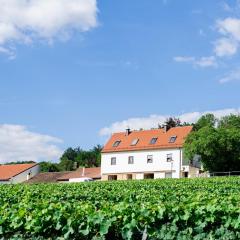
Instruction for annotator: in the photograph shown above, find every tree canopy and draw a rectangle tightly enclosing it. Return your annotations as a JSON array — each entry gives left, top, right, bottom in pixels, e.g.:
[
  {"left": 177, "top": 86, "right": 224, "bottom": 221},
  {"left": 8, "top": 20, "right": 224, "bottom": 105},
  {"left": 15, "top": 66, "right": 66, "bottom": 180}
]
[
  {"left": 39, "top": 145, "right": 102, "bottom": 172},
  {"left": 158, "top": 117, "right": 192, "bottom": 129},
  {"left": 184, "top": 114, "right": 240, "bottom": 172}
]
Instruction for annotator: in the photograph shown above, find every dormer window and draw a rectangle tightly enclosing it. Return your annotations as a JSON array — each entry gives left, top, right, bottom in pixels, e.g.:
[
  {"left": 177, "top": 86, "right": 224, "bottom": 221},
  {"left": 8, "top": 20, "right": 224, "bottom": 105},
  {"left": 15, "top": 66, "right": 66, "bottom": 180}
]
[
  {"left": 169, "top": 136, "right": 177, "bottom": 143},
  {"left": 131, "top": 139, "right": 139, "bottom": 146},
  {"left": 150, "top": 137, "right": 158, "bottom": 145},
  {"left": 113, "top": 140, "right": 121, "bottom": 147}
]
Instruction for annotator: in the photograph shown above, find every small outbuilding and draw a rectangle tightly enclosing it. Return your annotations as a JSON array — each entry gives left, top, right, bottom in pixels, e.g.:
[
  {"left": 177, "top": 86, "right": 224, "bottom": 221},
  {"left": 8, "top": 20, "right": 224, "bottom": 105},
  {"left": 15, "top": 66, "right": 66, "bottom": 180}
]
[
  {"left": 0, "top": 163, "right": 40, "bottom": 184},
  {"left": 57, "top": 167, "right": 101, "bottom": 182}
]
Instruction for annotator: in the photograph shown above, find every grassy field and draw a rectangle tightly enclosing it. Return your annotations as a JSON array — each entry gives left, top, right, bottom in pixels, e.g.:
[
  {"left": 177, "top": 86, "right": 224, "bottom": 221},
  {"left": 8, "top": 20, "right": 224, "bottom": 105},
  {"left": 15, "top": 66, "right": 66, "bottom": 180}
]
[{"left": 0, "top": 177, "right": 240, "bottom": 239}]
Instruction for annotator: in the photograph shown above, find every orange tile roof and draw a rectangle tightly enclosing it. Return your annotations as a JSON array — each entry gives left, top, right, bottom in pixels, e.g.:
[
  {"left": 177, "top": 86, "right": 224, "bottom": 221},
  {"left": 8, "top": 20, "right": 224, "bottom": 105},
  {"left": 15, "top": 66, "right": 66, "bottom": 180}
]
[
  {"left": 58, "top": 167, "right": 101, "bottom": 181},
  {"left": 102, "top": 126, "right": 193, "bottom": 153},
  {"left": 0, "top": 163, "right": 38, "bottom": 181}
]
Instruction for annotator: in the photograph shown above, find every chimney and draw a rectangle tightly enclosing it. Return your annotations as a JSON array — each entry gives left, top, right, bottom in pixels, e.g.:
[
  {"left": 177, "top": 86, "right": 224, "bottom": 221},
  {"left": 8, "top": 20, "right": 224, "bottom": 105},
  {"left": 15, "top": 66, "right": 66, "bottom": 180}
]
[
  {"left": 163, "top": 124, "right": 168, "bottom": 133},
  {"left": 82, "top": 167, "right": 85, "bottom": 177},
  {"left": 126, "top": 128, "right": 131, "bottom": 136}
]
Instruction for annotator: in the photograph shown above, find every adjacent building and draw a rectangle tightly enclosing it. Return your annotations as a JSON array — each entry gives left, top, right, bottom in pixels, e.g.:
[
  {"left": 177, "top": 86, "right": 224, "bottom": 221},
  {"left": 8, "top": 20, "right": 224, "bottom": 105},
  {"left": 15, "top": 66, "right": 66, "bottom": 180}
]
[
  {"left": 0, "top": 163, "right": 40, "bottom": 184},
  {"left": 57, "top": 167, "right": 101, "bottom": 182},
  {"left": 27, "top": 167, "right": 101, "bottom": 183},
  {"left": 26, "top": 171, "right": 71, "bottom": 184},
  {"left": 101, "top": 126, "right": 200, "bottom": 180}
]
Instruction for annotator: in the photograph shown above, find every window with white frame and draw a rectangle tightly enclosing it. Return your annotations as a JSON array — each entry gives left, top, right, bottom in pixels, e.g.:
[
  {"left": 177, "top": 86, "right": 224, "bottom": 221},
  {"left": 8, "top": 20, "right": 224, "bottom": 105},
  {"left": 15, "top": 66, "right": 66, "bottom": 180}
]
[
  {"left": 131, "top": 138, "right": 139, "bottom": 146},
  {"left": 169, "top": 136, "right": 177, "bottom": 143},
  {"left": 150, "top": 137, "right": 158, "bottom": 144},
  {"left": 112, "top": 140, "right": 121, "bottom": 147},
  {"left": 111, "top": 157, "right": 116, "bottom": 165},
  {"left": 147, "top": 155, "right": 153, "bottom": 163},
  {"left": 166, "top": 153, "right": 173, "bottom": 162},
  {"left": 128, "top": 156, "right": 134, "bottom": 164}
]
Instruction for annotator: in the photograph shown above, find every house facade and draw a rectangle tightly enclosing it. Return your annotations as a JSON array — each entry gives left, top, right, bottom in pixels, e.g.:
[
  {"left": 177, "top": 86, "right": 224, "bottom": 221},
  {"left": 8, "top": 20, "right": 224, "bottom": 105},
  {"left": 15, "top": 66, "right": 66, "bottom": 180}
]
[
  {"left": 0, "top": 163, "right": 40, "bottom": 184},
  {"left": 101, "top": 126, "right": 200, "bottom": 180}
]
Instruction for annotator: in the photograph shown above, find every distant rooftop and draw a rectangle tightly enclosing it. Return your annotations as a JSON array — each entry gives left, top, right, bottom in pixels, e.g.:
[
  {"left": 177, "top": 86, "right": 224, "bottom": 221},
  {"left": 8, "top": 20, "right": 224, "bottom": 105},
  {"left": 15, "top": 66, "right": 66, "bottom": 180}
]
[{"left": 0, "top": 163, "right": 38, "bottom": 181}]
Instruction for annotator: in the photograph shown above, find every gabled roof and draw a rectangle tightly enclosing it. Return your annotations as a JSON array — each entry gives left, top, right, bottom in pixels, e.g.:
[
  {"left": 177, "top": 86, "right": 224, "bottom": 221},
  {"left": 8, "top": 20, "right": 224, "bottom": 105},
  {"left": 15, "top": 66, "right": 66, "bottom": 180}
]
[
  {"left": 0, "top": 163, "right": 38, "bottom": 181},
  {"left": 26, "top": 171, "right": 71, "bottom": 183},
  {"left": 102, "top": 126, "right": 193, "bottom": 153},
  {"left": 57, "top": 167, "right": 101, "bottom": 181}
]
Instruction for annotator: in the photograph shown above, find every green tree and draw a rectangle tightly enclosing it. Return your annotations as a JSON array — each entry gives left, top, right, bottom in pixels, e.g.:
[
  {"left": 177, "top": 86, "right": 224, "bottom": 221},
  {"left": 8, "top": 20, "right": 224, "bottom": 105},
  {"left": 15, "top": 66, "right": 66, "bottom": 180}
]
[
  {"left": 58, "top": 145, "right": 103, "bottom": 171},
  {"left": 218, "top": 114, "right": 240, "bottom": 128},
  {"left": 184, "top": 114, "right": 240, "bottom": 172},
  {"left": 39, "top": 162, "right": 60, "bottom": 172},
  {"left": 193, "top": 113, "right": 216, "bottom": 131},
  {"left": 165, "top": 117, "right": 181, "bottom": 128}
]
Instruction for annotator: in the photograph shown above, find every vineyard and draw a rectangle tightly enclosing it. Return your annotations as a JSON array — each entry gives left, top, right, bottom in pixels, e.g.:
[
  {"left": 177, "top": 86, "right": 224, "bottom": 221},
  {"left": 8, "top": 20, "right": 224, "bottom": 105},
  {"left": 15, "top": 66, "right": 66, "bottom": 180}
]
[{"left": 0, "top": 177, "right": 240, "bottom": 239}]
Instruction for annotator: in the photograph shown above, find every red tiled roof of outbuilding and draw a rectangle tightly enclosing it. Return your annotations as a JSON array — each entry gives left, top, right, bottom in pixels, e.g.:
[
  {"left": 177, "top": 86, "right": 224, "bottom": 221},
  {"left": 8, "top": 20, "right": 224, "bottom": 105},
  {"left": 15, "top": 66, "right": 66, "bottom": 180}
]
[{"left": 0, "top": 163, "right": 38, "bottom": 181}]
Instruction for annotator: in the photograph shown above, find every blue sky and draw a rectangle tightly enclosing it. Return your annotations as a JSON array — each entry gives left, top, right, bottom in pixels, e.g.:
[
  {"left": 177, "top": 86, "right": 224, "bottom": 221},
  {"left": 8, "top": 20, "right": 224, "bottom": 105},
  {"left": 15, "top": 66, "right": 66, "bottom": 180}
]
[{"left": 0, "top": 0, "right": 240, "bottom": 162}]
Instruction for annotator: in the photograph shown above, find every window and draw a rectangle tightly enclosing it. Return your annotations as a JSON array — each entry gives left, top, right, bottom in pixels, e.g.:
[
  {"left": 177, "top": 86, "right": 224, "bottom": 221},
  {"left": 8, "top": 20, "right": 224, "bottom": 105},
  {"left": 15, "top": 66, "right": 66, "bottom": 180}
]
[
  {"left": 113, "top": 140, "right": 121, "bottom": 147},
  {"left": 144, "top": 173, "right": 154, "bottom": 179},
  {"left": 108, "top": 175, "right": 117, "bottom": 180},
  {"left": 166, "top": 153, "right": 173, "bottom": 162},
  {"left": 111, "top": 157, "right": 116, "bottom": 165},
  {"left": 150, "top": 137, "right": 158, "bottom": 144},
  {"left": 147, "top": 155, "right": 153, "bottom": 164},
  {"left": 131, "top": 138, "right": 139, "bottom": 146},
  {"left": 169, "top": 136, "right": 177, "bottom": 143},
  {"left": 128, "top": 156, "right": 134, "bottom": 164},
  {"left": 127, "top": 174, "right": 132, "bottom": 180}
]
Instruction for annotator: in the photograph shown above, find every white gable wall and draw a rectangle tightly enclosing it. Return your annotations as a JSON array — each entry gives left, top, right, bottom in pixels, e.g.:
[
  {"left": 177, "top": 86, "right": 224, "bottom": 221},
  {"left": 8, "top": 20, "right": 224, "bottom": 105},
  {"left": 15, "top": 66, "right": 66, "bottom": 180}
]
[
  {"left": 10, "top": 165, "right": 40, "bottom": 184},
  {"left": 101, "top": 148, "right": 183, "bottom": 179}
]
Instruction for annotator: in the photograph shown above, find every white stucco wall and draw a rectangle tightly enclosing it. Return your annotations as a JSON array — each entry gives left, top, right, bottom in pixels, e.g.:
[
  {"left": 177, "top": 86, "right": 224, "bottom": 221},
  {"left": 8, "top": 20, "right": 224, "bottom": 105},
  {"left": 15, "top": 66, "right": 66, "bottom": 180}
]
[
  {"left": 101, "top": 148, "right": 183, "bottom": 178},
  {"left": 10, "top": 165, "right": 40, "bottom": 184}
]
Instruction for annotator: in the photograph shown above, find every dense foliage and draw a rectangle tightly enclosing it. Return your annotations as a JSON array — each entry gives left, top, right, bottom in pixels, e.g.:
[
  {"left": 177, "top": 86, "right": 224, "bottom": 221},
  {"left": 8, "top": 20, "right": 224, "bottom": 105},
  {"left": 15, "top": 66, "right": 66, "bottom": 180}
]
[
  {"left": 40, "top": 145, "right": 102, "bottom": 172},
  {"left": 158, "top": 117, "right": 192, "bottom": 130},
  {"left": 184, "top": 114, "right": 240, "bottom": 172},
  {"left": 0, "top": 177, "right": 240, "bottom": 239}
]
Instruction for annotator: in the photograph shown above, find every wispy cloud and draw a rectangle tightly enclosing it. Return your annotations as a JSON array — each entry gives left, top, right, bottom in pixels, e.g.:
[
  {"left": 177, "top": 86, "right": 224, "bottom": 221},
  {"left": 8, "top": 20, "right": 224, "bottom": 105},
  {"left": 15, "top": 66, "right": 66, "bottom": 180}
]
[
  {"left": 173, "top": 56, "right": 217, "bottom": 68},
  {"left": 0, "top": 124, "right": 63, "bottom": 163},
  {"left": 219, "top": 68, "right": 240, "bottom": 83},
  {"left": 0, "top": 0, "right": 98, "bottom": 58},
  {"left": 221, "top": 1, "right": 240, "bottom": 12},
  {"left": 214, "top": 37, "right": 238, "bottom": 57},
  {"left": 214, "top": 17, "right": 240, "bottom": 57},
  {"left": 99, "top": 108, "right": 240, "bottom": 136},
  {"left": 0, "top": 46, "right": 16, "bottom": 60},
  {"left": 175, "top": 2, "right": 240, "bottom": 84}
]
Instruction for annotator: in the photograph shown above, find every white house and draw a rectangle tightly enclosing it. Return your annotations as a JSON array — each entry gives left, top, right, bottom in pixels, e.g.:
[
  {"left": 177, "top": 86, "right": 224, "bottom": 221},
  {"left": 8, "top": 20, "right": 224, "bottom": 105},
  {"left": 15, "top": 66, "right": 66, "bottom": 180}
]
[
  {"left": 0, "top": 163, "right": 40, "bottom": 184},
  {"left": 101, "top": 126, "right": 200, "bottom": 180}
]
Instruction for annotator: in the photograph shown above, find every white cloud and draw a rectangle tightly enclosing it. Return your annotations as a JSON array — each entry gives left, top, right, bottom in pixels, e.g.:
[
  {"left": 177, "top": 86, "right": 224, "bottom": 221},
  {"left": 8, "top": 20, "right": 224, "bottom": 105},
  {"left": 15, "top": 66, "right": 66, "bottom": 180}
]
[
  {"left": 99, "top": 108, "right": 240, "bottom": 136},
  {"left": 217, "top": 17, "right": 240, "bottom": 41},
  {"left": 0, "top": 0, "right": 98, "bottom": 56},
  {"left": 173, "top": 56, "right": 195, "bottom": 63},
  {"left": 174, "top": 56, "right": 217, "bottom": 68},
  {"left": 0, "top": 124, "right": 63, "bottom": 163},
  {"left": 214, "top": 17, "right": 240, "bottom": 58},
  {"left": 0, "top": 46, "right": 16, "bottom": 59},
  {"left": 195, "top": 56, "right": 217, "bottom": 67},
  {"left": 214, "top": 37, "right": 238, "bottom": 57},
  {"left": 219, "top": 68, "right": 240, "bottom": 83}
]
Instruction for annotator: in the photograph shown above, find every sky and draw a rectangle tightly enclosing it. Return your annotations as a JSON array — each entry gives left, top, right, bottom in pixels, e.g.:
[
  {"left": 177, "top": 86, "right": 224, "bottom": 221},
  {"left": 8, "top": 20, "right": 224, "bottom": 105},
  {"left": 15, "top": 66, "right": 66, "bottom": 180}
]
[{"left": 0, "top": 0, "right": 240, "bottom": 163}]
